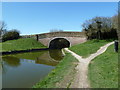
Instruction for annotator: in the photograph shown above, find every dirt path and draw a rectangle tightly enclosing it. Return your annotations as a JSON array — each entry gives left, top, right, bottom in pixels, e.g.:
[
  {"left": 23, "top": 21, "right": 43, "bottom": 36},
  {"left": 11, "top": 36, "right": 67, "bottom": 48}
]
[{"left": 64, "top": 42, "right": 114, "bottom": 88}]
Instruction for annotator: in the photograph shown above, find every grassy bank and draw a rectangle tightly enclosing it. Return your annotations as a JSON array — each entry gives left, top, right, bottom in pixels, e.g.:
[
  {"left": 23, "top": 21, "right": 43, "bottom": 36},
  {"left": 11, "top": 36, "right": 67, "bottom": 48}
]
[
  {"left": 88, "top": 44, "right": 118, "bottom": 88},
  {"left": 69, "top": 39, "right": 111, "bottom": 58},
  {"left": 0, "top": 38, "right": 47, "bottom": 52},
  {"left": 33, "top": 52, "right": 78, "bottom": 88}
]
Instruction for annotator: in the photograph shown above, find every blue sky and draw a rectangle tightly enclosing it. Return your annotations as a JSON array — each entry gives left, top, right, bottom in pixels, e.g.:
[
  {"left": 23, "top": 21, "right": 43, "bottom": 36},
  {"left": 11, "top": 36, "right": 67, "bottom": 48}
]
[{"left": 2, "top": 2, "right": 118, "bottom": 35}]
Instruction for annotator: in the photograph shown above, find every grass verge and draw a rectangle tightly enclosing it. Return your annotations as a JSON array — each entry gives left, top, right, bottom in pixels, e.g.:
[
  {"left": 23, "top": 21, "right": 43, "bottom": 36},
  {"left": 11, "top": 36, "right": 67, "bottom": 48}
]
[
  {"left": 33, "top": 52, "right": 78, "bottom": 88},
  {"left": 69, "top": 39, "right": 111, "bottom": 58},
  {"left": 88, "top": 44, "right": 118, "bottom": 88},
  {"left": 0, "top": 38, "right": 47, "bottom": 52}
]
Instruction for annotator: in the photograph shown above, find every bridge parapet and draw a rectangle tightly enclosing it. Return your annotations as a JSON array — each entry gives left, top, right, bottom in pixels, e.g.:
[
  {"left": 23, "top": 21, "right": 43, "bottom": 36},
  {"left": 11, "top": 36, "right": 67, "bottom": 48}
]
[
  {"left": 22, "top": 31, "right": 85, "bottom": 39},
  {"left": 38, "top": 32, "right": 85, "bottom": 39}
]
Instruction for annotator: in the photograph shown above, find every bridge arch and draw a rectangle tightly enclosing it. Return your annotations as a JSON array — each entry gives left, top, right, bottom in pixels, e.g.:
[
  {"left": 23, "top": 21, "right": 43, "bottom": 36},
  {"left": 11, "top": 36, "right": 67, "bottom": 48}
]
[{"left": 49, "top": 37, "right": 71, "bottom": 49}]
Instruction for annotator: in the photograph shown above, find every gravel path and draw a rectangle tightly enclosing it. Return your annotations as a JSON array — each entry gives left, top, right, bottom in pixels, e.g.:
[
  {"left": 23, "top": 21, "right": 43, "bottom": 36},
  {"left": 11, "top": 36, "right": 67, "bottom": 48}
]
[{"left": 64, "top": 42, "right": 114, "bottom": 88}]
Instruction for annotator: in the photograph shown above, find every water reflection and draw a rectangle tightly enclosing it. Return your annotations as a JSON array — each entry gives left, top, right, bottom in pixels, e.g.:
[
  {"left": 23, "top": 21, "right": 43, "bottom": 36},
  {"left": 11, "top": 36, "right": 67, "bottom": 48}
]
[
  {"left": 2, "top": 49, "right": 64, "bottom": 88},
  {"left": 49, "top": 49, "right": 64, "bottom": 61},
  {"left": 3, "top": 56, "right": 21, "bottom": 67}
]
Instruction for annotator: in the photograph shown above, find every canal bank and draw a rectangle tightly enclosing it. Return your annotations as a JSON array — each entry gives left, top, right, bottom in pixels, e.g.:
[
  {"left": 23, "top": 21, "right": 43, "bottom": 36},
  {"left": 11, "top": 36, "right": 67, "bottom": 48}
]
[
  {"left": 1, "top": 38, "right": 47, "bottom": 53},
  {"left": 33, "top": 52, "right": 78, "bottom": 88},
  {"left": 1, "top": 48, "right": 49, "bottom": 55},
  {"left": 2, "top": 49, "right": 65, "bottom": 88},
  {"left": 1, "top": 37, "right": 78, "bottom": 88},
  {"left": 1, "top": 38, "right": 65, "bottom": 88}
]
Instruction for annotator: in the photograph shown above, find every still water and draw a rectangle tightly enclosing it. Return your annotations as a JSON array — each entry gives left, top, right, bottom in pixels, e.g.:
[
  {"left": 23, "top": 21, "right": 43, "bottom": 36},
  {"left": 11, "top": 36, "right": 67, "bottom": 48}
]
[{"left": 1, "top": 49, "right": 64, "bottom": 88}]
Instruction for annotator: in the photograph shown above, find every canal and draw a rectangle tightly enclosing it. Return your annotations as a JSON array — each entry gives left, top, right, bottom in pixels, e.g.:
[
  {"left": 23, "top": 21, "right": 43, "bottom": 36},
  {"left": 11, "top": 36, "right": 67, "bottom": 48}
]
[{"left": 1, "top": 49, "right": 64, "bottom": 88}]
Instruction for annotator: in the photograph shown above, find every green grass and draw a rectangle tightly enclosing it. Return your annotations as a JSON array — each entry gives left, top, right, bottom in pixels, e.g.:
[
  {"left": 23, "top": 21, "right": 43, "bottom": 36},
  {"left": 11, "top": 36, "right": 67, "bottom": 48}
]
[
  {"left": 88, "top": 44, "right": 118, "bottom": 88},
  {"left": 0, "top": 38, "right": 47, "bottom": 52},
  {"left": 69, "top": 39, "right": 111, "bottom": 58},
  {"left": 33, "top": 52, "right": 78, "bottom": 88}
]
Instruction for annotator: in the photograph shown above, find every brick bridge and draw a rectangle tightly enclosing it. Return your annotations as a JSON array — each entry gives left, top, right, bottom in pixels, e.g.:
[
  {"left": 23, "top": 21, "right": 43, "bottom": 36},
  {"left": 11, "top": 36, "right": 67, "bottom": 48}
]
[{"left": 22, "top": 31, "right": 87, "bottom": 49}]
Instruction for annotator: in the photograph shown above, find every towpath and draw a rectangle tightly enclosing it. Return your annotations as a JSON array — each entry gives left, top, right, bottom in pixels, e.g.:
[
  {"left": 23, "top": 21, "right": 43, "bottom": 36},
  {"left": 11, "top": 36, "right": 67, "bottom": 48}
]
[{"left": 64, "top": 42, "right": 114, "bottom": 88}]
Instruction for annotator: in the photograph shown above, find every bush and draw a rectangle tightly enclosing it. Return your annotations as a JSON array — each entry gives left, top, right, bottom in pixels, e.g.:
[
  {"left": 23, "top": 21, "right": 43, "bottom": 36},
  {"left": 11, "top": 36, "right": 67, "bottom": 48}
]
[{"left": 2, "top": 30, "right": 20, "bottom": 42}]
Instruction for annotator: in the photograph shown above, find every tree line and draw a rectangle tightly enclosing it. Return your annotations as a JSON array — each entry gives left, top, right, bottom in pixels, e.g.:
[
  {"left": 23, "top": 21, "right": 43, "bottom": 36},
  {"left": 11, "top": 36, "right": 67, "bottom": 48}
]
[{"left": 82, "top": 14, "right": 119, "bottom": 40}]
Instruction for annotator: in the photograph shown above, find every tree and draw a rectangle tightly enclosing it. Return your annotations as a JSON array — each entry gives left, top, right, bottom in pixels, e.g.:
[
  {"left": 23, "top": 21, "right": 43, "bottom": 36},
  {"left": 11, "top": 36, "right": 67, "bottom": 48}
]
[
  {"left": 117, "top": 12, "right": 120, "bottom": 41},
  {"left": 112, "top": 15, "right": 118, "bottom": 29},
  {"left": 96, "top": 21, "right": 102, "bottom": 39},
  {"left": 0, "top": 21, "right": 7, "bottom": 37},
  {"left": 2, "top": 29, "right": 20, "bottom": 42},
  {"left": 82, "top": 16, "right": 118, "bottom": 40},
  {"left": 50, "top": 29, "right": 64, "bottom": 32},
  {"left": 112, "top": 13, "right": 120, "bottom": 40}
]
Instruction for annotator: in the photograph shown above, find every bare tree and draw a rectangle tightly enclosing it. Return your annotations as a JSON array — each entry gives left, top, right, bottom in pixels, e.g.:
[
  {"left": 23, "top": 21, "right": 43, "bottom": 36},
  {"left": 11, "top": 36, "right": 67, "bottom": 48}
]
[
  {"left": 0, "top": 21, "right": 7, "bottom": 37},
  {"left": 50, "top": 29, "right": 63, "bottom": 32}
]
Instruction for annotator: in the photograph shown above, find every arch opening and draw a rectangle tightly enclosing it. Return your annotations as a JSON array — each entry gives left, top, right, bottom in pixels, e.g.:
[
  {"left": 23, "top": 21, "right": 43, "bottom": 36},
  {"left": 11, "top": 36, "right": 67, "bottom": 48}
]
[{"left": 49, "top": 38, "right": 70, "bottom": 49}]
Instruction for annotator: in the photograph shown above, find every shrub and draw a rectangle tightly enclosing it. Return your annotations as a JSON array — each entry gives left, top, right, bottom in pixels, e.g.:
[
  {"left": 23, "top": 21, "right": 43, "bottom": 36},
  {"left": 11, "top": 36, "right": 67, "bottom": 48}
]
[{"left": 2, "top": 30, "right": 20, "bottom": 42}]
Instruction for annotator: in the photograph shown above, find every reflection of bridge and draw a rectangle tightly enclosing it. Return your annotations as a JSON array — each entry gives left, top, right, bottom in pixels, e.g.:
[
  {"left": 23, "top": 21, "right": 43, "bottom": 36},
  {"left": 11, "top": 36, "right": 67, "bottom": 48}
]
[{"left": 22, "top": 32, "right": 87, "bottom": 48}]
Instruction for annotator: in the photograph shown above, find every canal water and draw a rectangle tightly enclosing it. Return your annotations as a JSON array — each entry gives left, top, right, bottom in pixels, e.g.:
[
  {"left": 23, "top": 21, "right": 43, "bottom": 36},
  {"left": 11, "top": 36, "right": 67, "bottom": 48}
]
[{"left": 1, "top": 49, "right": 64, "bottom": 88}]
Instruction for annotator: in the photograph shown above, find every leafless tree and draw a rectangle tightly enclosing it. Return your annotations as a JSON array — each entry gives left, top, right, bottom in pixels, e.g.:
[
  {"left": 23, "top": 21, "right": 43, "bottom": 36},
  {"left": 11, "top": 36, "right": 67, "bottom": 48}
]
[
  {"left": 50, "top": 29, "right": 63, "bottom": 33},
  {"left": 0, "top": 21, "right": 7, "bottom": 37}
]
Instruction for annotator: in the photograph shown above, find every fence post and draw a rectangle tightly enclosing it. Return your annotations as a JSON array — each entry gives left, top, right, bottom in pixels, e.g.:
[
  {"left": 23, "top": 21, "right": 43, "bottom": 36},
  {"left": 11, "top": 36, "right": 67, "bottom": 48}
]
[{"left": 114, "top": 40, "right": 118, "bottom": 52}]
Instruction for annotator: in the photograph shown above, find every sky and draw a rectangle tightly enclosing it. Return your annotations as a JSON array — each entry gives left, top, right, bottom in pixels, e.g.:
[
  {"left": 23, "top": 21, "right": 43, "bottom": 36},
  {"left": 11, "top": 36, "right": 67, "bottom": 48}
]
[
  {"left": 2, "top": 0, "right": 120, "bottom": 2},
  {"left": 2, "top": 2, "right": 118, "bottom": 35}
]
